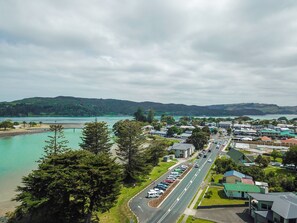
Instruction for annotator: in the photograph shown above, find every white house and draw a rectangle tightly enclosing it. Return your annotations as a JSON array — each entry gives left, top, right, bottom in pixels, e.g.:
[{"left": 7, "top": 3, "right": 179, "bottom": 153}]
[{"left": 168, "top": 143, "right": 195, "bottom": 158}]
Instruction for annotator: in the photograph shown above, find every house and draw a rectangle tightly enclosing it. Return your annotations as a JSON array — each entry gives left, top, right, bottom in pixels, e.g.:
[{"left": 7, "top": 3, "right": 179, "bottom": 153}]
[
  {"left": 218, "top": 121, "right": 232, "bottom": 129},
  {"left": 223, "top": 183, "right": 261, "bottom": 199},
  {"left": 248, "top": 192, "right": 297, "bottom": 223},
  {"left": 149, "top": 130, "right": 167, "bottom": 137},
  {"left": 261, "top": 136, "right": 272, "bottom": 142},
  {"left": 223, "top": 170, "right": 253, "bottom": 184},
  {"left": 281, "top": 138, "right": 297, "bottom": 146},
  {"left": 227, "top": 148, "right": 255, "bottom": 166},
  {"left": 168, "top": 143, "right": 195, "bottom": 158}
]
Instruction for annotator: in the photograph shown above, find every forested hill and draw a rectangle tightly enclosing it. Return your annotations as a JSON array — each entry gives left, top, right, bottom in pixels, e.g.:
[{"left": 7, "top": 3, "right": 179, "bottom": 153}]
[{"left": 0, "top": 96, "right": 296, "bottom": 117}]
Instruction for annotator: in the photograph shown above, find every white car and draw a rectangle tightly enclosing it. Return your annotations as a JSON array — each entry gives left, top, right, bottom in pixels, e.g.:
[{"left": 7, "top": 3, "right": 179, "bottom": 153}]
[
  {"left": 153, "top": 188, "right": 164, "bottom": 195},
  {"left": 208, "top": 159, "right": 212, "bottom": 163}
]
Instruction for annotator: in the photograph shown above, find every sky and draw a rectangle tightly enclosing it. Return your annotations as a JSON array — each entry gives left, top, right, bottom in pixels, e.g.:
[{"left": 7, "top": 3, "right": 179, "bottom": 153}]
[{"left": 0, "top": 0, "right": 297, "bottom": 106}]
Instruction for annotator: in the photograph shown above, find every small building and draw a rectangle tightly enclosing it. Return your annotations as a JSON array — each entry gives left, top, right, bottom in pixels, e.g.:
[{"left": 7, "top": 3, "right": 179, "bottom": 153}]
[
  {"left": 224, "top": 183, "right": 261, "bottom": 199},
  {"left": 218, "top": 121, "right": 232, "bottom": 129},
  {"left": 281, "top": 138, "right": 297, "bottom": 146},
  {"left": 223, "top": 170, "right": 253, "bottom": 184},
  {"left": 261, "top": 136, "right": 272, "bottom": 142},
  {"left": 168, "top": 143, "right": 195, "bottom": 158},
  {"left": 227, "top": 148, "right": 255, "bottom": 166},
  {"left": 248, "top": 192, "right": 297, "bottom": 223},
  {"left": 149, "top": 130, "right": 167, "bottom": 137}
]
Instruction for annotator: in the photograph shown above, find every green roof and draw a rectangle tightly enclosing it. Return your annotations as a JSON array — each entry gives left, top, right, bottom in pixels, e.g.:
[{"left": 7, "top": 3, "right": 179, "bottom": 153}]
[
  {"left": 223, "top": 183, "right": 261, "bottom": 193},
  {"left": 227, "top": 148, "right": 254, "bottom": 165}
]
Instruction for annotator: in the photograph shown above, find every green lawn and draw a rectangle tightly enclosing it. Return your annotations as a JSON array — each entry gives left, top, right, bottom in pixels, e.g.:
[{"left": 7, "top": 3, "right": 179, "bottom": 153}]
[
  {"left": 177, "top": 214, "right": 185, "bottom": 223},
  {"left": 98, "top": 160, "right": 177, "bottom": 223},
  {"left": 194, "top": 186, "right": 208, "bottom": 208},
  {"left": 186, "top": 216, "right": 216, "bottom": 223},
  {"left": 264, "top": 166, "right": 295, "bottom": 175},
  {"left": 200, "top": 186, "right": 247, "bottom": 206},
  {"left": 211, "top": 174, "right": 223, "bottom": 184}
]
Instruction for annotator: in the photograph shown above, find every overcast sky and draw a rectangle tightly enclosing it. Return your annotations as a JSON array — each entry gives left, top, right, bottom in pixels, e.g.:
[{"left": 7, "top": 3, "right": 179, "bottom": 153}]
[{"left": 0, "top": 0, "right": 297, "bottom": 106}]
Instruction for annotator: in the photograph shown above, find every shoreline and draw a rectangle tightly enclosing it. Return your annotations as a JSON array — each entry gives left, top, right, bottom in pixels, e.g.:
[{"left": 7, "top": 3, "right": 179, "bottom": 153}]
[{"left": 0, "top": 123, "right": 85, "bottom": 138}]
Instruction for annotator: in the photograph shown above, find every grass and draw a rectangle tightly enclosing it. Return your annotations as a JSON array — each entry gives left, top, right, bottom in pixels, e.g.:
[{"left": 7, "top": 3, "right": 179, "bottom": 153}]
[
  {"left": 98, "top": 160, "right": 177, "bottom": 223},
  {"left": 186, "top": 216, "right": 216, "bottom": 223},
  {"left": 200, "top": 186, "right": 247, "bottom": 206},
  {"left": 194, "top": 186, "right": 208, "bottom": 208},
  {"left": 264, "top": 166, "right": 293, "bottom": 175},
  {"left": 211, "top": 173, "right": 223, "bottom": 184},
  {"left": 177, "top": 214, "right": 185, "bottom": 223}
]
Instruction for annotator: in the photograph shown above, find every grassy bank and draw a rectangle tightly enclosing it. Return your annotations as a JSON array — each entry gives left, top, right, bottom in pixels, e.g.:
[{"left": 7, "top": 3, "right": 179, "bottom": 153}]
[
  {"left": 186, "top": 216, "right": 216, "bottom": 223},
  {"left": 98, "top": 160, "right": 177, "bottom": 223}
]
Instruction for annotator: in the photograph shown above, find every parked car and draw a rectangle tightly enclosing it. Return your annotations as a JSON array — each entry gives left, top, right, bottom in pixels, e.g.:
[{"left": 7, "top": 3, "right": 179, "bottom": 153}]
[
  {"left": 155, "top": 185, "right": 167, "bottom": 191},
  {"left": 180, "top": 165, "right": 188, "bottom": 170},
  {"left": 157, "top": 183, "right": 168, "bottom": 188},
  {"left": 194, "top": 163, "right": 199, "bottom": 168},
  {"left": 161, "top": 181, "right": 170, "bottom": 186},
  {"left": 152, "top": 188, "right": 164, "bottom": 195},
  {"left": 164, "top": 179, "right": 174, "bottom": 183},
  {"left": 203, "top": 154, "right": 207, "bottom": 158},
  {"left": 147, "top": 191, "right": 159, "bottom": 198},
  {"left": 208, "top": 159, "right": 212, "bottom": 163}
]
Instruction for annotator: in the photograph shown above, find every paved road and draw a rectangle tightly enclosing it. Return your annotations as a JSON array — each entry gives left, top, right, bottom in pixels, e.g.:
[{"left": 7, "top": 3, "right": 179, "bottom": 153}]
[{"left": 130, "top": 136, "right": 229, "bottom": 223}]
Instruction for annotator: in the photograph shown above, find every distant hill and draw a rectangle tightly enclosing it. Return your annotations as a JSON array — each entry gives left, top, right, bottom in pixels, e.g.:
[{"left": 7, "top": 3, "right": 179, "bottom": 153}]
[{"left": 0, "top": 96, "right": 296, "bottom": 117}]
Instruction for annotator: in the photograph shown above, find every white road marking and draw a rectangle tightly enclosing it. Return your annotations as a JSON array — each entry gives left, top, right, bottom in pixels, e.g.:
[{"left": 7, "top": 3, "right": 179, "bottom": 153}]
[{"left": 137, "top": 205, "right": 143, "bottom": 213}]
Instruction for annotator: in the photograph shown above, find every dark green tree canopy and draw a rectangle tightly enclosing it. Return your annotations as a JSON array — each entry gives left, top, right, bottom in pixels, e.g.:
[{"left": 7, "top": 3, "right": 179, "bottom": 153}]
[
  {"left": 10, "top": 150, "right": 122, "bottom": 223},
  {"left": 134, "top": 107, "right": 147, "bottom": 122},
  {"left": 80, "top": 121, "right": 112, "bottom": 155},
  {"left": 113, "top": 120, "right": 150, "bottom": 183},
  {"left": 283, "top": 146, "right": 297, "bottom": 170}
]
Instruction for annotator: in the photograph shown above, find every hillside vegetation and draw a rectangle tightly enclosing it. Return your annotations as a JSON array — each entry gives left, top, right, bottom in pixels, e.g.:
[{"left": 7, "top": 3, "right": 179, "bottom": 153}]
[{"left": 0, "top": 96, "right": 296, "bottom": 117}]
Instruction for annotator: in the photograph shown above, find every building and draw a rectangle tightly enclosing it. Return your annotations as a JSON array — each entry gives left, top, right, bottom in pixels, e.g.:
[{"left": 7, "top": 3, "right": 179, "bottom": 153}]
[
  {"left": 281, "top": 138, "right": 297, "bottom": 146},
  {"left": 223, "top": 170, "right": 253, "bottom": 184},
  {"left": 223, "top": 183, "right": 261, "bottom": 199},
  {"left": 168, "top": 143, "right": 195, "bottom": 158},
  {"left": 259, "top": 129, "right": 296, "bottom": 139},
  {"left": 227, "top": 148, "right": 255, "bottom": 166},
  {"left": 248, "top": 192, "right": 297, "bottom": 223},
  {"left": 218, "top": 121, "right": 232, "bottom": 129}
]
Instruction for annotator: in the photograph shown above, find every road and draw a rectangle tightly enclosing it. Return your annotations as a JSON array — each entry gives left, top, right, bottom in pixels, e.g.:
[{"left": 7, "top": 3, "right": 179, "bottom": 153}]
[{"left": 130, "top": 136, "right": 230, "bottom": 223}]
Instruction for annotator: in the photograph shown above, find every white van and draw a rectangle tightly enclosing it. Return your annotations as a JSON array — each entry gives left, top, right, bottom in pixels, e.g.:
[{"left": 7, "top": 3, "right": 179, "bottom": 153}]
[{"left": 147, "top": 191, "right": 159, "bottom": 198}]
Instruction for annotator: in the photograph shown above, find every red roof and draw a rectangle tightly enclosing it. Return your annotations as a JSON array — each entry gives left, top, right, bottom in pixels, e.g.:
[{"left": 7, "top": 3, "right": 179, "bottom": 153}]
[
  {"left": 261, "top": 136, "right": 272, "bottom": 141},
  {"left": 281, "top": 138, "right": 297, "bottom": 145},
  {"left": 241, "top": 178, "right": 255, "bottom": 185}
]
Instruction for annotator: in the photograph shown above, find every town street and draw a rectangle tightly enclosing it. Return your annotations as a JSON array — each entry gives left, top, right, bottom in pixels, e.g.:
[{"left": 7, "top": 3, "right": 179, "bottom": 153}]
[{"left": 130, "top": 136, "right": 229, "bottom": 223}]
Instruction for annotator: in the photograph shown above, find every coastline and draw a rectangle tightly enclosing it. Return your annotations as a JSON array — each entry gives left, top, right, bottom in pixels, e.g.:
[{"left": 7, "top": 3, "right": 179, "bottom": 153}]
[{"left": 0, "top": 123, "right": 85, "bottom": 138}]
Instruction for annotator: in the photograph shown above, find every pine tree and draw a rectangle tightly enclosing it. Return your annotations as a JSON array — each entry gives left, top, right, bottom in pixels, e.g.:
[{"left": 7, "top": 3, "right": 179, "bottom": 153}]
[
  {"left": 43, "top": 124, "right": 69, "bottom": 157},
  {"left": 9, "top": 150, "right": 122, "bottom": 223},
  {"left": 80, "top": 121, "right": 112, "bottom": 155},
  {"left": 113, "top": 120, "right": 150, "bottom": 183},
  {"left": 147, "top": 109, "right": 155, "bottom": 123}
]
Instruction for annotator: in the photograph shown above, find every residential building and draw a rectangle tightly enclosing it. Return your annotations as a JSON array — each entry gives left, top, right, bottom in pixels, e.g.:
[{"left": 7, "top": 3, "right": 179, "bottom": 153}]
[
  {"left": 218, "top": 121, "right": 232, "bottom": 129},
  {"left": 248, "top": 192, "right": 297, "bottom": 223},
  {"left": 227, "top": 148, "right": 255, "bottom": 166},
  {"left": 223, "top": 183, "right": 261, "bottom": 199},
  {"left": 223, "top": 170, "right": 253, "bottom": 184},
  {"left": 168, "top": 143, "right": 195, "bottom": 158}
]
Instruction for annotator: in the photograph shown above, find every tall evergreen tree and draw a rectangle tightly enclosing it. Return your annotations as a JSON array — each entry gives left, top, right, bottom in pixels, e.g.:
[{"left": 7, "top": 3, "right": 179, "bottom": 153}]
[
  {"left": 80, "top": 121, "right": 112, "bottom": 155},
  {"left": 186, "top": 130, "right": 208, "bottom": 150},
  {"left": 43, "top": 124, "right": 69, "bottom": 156},
  {"left": 9, "top": 150, "right": 122, "bottom": 223},
  {"left": 133, "top": 107, "right": 147, "bottom": 122},
  {"left": 146, "top": 109, "right": 155, "bottom": 124},
  {"left": 145, "top": 141, "right": 167, "bottom": 166},
  {"left": 113, "top": 120, "right": 150, "bottom": 182}
]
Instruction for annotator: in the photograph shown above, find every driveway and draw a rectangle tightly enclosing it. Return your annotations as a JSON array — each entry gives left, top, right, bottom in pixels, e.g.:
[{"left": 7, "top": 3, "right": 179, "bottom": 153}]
[{"left": 185, "top": 207, "right": 253, "bottom": 223}]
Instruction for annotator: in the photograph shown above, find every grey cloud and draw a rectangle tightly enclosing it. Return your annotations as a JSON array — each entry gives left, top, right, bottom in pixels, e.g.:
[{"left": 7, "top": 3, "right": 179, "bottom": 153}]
[{"left": 0, "top": 0, "right": 297, "bottom": 106}]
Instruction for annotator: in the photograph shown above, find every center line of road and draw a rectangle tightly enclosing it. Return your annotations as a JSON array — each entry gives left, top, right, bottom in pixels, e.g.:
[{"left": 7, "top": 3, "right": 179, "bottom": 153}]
[{"left": 156, "top": 155, "right": 211, "bottom": 223}]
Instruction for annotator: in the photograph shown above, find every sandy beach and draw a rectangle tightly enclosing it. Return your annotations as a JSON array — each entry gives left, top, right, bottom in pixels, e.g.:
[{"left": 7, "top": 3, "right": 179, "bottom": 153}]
[{"left": 0, "top": 123, "right": 85, "bottom": 138}]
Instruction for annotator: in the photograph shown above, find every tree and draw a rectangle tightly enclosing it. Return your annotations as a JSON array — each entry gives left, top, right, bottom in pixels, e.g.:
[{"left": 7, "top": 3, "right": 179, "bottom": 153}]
[
  {"left": 22, "top": 121, "right": 26, "bottom": 128},
  {"left": 145, "top": 141, "right": 167, "bottom": 166},
  {"left": 113, "top": 120, "right": 150, "bottom": 183},
  {"left": 283, "top": 146, "right": 297, "bottom": 170},
  {"left": 146, "top": 109, "right": 155, "bottom": 124},
  {"left": 202, "top": 126, "right": 211, "bottom": 137},
  {"left": 43, "top": 124, "right": 69, "bottom": 157},
  {"left": 187, "top": 131, "right": 208, "bottom": 150},
  {"left": 227, "top": 128, "right": 232, "bottom": 135},
  {"left": 270, "top": 149, "right": 281, "bottom": 161},
  {"left": 80, "top": 121, "right": 112, "bottom": 155},
  {"left": 166, "top": 126, "right": 181, "bottom": 137},
  {"left": 255, "top": 155, "right": 270, "bottom": 168},
  {"left": 9, "top": 150, "right": 122, "bottom": 223},
  {"left": 0, "top": 120, "right": 14, "bottom": 130},
  {"left": 134, "top": 107, "right": 146, "bottom": 122},
  {"left": 160, "top": 115, "right": 175, "bottom": 125}
]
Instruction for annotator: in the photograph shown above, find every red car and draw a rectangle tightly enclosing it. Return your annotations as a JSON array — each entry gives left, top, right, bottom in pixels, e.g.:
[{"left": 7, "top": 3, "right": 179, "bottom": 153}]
[{"left": 163, "top": 179, "right": 174, "bottom": 183}]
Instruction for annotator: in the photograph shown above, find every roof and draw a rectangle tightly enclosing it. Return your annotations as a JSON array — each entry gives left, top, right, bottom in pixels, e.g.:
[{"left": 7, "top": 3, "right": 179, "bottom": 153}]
[
  {"left": 281, "top": 138, "right": 297, "bottom": 145},
  {"left": 261, "top": 136, "right": 272, "bottom": 141},
  {"left": 241, "top": 178, "right": 254, "bottom": 185},
  {"left": 169, "top": 143, "right": 194, "bottom": 151},
  {"left": 224, "top": 170, "right": 246, "bottom": 179},
  {"left": 248, "top": 192, "right": 297, "bottom": 219},
  {"left": 227, "top": 148, "right": 254, "bottom": 165},
  {"left": 223, "top": 183, "right": 260, "bottom": 193},
  {"left": 272, "top": 194, "right": 297, "bottom": 219},
  {"left": 254, "top": 211, "right": 273, "bottom": 222}
]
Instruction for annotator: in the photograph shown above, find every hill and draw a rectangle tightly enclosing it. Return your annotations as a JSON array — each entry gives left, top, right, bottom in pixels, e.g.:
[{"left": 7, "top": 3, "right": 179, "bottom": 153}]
[{"left": 0, "top": 96, "right": 296, "bottom": 117}]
